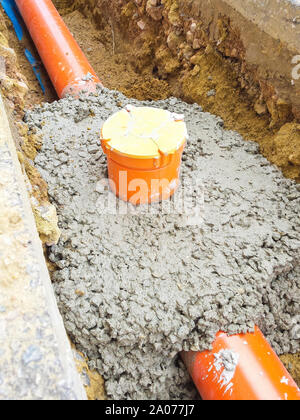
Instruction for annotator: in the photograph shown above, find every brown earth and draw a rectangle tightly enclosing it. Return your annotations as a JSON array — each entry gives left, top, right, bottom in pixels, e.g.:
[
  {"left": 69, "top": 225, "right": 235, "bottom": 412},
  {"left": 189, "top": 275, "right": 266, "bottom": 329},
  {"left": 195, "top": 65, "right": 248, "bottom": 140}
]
[
  {"left": 0, "top": 5, "right": 60, "bottom": 245},
  {"left": 2, "top": 9, "right": 56, "bottom": 107}
]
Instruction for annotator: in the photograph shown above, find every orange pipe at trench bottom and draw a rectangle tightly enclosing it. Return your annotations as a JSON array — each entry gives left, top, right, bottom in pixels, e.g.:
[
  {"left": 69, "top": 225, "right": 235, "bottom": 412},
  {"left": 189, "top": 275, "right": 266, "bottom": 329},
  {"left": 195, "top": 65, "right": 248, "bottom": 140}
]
[
  {"left": 15, "top": 0, "right": 101, "bottom": 98},
  {"left": 181, "top": 326, "right": 300, "bottom": 400}
]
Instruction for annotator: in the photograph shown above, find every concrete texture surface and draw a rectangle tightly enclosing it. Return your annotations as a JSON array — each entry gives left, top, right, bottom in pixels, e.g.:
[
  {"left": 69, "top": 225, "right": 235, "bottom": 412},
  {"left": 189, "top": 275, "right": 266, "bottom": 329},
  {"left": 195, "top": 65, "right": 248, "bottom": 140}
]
[
  {"left": 0, "top": 93, "right": 86, "bottom": 400},
  {"left": 27, "top": 87, "right": 300, "bottom": 400}
]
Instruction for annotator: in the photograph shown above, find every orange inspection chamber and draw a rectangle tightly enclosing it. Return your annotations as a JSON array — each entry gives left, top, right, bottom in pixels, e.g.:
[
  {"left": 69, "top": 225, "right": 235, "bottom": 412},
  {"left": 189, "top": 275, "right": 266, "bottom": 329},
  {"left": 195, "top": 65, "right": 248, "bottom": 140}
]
[
  {"left": 181, "top": 326, "right": 300, "bottom": 401},
  {"left": 15, "top": 0, "right": 101, "bottom": 98},
  {"left": 101, "top": 105, "right": 187, "bottom": 205}
]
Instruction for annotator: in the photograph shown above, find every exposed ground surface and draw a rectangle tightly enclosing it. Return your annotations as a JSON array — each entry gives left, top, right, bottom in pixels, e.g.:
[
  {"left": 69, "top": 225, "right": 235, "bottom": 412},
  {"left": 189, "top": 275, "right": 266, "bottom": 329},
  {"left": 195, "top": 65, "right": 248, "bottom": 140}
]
[
  {"left": 3, "top": 0, "right": 300, "bottom": 181},
  {"left": 26, "top": 87, "right": 300, "bottom": 399},
  {"left": 0, "top": 93, "right": 86, "bottom": 401}
]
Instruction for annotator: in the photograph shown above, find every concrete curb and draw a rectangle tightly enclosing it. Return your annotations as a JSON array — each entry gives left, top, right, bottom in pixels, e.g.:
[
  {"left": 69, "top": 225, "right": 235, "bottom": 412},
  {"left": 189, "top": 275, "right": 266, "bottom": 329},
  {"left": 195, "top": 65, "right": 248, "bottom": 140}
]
[
  {"left": 225, "top": 0, "right": 300, "bottom": 54},
  {"left": 0, "top": 92, "right": 87, "bottom": 400}
]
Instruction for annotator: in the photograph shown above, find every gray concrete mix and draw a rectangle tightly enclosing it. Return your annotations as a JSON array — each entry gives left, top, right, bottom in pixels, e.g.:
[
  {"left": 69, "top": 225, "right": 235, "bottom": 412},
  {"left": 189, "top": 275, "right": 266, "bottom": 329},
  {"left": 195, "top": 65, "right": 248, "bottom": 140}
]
[{"left": 26, "top": 86, "right": 300, "bottom": 399}]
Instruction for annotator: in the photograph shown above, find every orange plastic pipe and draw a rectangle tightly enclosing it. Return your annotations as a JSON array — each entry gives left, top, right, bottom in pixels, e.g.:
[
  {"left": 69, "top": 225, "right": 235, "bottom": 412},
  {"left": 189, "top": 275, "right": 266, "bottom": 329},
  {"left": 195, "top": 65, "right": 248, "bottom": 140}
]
[
  {"left": 181, "top": 326, "right": 300, "bottom": 400},
  {"left": 15, "top": 0, "right": 101, "bottom": 98}
]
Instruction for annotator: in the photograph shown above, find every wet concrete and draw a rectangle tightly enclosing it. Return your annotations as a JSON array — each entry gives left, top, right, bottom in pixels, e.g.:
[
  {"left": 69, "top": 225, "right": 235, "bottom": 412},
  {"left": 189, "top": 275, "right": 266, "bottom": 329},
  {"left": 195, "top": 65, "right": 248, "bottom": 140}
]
[{"left": 26, "top": 86, "right": 300, "bottom": 399}]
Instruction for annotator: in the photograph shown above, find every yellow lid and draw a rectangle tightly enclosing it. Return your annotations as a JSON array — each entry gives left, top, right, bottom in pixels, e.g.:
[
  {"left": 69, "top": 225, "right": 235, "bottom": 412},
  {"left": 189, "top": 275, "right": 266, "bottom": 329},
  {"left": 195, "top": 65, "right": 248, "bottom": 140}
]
[{"left": 101, "top": 106, "right": 187, "bottom": 158}]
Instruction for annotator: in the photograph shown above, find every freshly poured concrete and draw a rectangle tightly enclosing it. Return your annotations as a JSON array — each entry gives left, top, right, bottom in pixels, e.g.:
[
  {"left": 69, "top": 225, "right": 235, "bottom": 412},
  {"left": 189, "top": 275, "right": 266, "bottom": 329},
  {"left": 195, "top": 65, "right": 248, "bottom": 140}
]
[{"left": 27, "top": 87, "right": 300, "bottom": 399}]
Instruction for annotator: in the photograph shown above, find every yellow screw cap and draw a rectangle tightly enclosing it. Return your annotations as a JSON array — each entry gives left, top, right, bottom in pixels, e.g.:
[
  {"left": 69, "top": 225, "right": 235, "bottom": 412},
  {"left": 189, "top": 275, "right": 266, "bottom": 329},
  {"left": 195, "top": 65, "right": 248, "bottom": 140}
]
[{"left": 101, "top": 106, "right": 187, "bottom": 158}]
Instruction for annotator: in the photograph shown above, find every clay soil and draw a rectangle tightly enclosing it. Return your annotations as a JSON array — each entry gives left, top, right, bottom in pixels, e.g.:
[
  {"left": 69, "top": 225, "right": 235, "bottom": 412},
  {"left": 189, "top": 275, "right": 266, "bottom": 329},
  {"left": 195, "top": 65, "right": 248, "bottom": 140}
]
[
  {"left": 2, "top": 12, "right": 56, "bottom": 106},
  {"left": 9, "top": 1, "right": 299, "bottom": 184},
  {"left": 63, "top": 10, "right": 172, "bottom": 101}
]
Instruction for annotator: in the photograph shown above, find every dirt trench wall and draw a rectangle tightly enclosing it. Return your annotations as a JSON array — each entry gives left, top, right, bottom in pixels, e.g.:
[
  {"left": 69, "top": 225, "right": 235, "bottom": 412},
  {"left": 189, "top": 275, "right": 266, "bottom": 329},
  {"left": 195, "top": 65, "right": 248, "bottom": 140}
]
[
  {"left": 0, "top": 7, "right": 60, "bottom": 246},
  {"left": 51, "top": 0, "right": 300, "bottom": 388},
  {"left": 68, "top": 0, "right": 300, "bottom": 123},
  {"left": 0, "top": 0, "right": 298, "bottom": 393},
  {"left": 0, "top": 5, "right": 106, "bottom": 398},
  {"left": 54, "top": 0, "right": 300, "bottom": 182}
]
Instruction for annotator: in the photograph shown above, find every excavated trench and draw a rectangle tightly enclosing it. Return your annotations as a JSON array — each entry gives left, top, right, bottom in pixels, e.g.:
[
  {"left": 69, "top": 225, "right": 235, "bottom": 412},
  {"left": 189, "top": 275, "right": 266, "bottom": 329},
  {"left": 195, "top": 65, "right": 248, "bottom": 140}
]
[{"left": 0, "top": 0, "right": 300, "bottom": 399}]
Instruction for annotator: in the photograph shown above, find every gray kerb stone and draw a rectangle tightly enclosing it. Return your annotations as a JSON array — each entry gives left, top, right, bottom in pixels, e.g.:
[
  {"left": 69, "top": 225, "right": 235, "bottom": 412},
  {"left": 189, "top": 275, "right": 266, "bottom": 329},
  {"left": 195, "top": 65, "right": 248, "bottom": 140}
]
[{"left": 0, "top": 93, "right": 86, "bottom": 400}]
